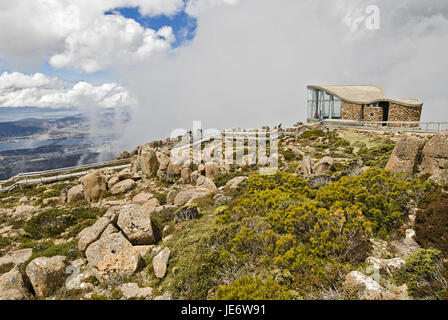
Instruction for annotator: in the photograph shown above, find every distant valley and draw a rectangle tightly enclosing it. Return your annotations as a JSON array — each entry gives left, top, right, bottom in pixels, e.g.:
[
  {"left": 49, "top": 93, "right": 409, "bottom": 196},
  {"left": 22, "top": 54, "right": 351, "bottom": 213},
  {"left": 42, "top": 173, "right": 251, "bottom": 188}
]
[{"left": 0, "top": 107, "right": 129, "bottom": 180}]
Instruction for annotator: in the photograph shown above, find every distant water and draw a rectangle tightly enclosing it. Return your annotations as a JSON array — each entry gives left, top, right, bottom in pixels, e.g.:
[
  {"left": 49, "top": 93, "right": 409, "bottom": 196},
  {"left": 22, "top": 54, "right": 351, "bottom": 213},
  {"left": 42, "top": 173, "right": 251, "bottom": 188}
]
[
  {"left": 0, "top": 107, "right": 79, "bottom": 123},
  {"left": 0, "top": 137, "right": 92, "bottom": 152}
]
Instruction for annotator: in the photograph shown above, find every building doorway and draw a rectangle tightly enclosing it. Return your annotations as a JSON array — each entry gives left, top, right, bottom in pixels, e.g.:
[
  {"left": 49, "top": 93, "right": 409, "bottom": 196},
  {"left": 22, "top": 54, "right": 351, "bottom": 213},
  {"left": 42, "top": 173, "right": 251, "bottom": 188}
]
[{"left": 379, "top": 101, "right": 389, "bottom": 125}]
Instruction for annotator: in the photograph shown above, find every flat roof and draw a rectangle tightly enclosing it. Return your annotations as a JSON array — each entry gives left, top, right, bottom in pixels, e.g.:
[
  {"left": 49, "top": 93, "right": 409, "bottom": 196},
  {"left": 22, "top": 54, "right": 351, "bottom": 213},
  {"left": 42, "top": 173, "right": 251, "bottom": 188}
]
[{"left": 307, "top": 85, "right": 423, "bottom": 108}]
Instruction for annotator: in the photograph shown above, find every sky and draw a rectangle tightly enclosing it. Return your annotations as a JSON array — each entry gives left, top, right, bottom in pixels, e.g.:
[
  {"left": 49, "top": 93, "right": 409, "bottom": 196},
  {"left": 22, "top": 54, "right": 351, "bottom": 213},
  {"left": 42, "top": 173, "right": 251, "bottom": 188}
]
[{"left": 1, "top": 0, "right": 448, "bottom": 149}]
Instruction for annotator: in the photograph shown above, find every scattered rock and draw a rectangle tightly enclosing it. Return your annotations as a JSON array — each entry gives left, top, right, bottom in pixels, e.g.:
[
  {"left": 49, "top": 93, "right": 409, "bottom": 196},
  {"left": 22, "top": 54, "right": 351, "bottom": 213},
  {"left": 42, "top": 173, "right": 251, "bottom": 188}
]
[
  {"left": 205, "top": 163, "right": 220, "bottom": 179},
  {"left": 110, "top": 179, "right": 136, "bottom": 195},
  {"left": 225, "top": 176, "right": 248, "bottom": 189},
  {"left": 142, "top": 198, "right": 160, "bottom": 214},
  {"left": 421, "top": 130, "right": 448, "bottom": 182},
  {"left": 174, "top": 188, "right": 211, "bottom": 207},
  {"left": 313, "top": 156, "right": 334, "bottom": 175},
  {"left": 0, "top": 268, "right": 32, "bottom": 300},
  {"left": 0, "top": 248, "right": 32, "bottom": 274},
  {"left": 181, "top": 167, "right": 193, "bottom": 184},
  {"left": 107, "top": 176, "right": 120, "bottom": 189},
  {"left": 166, "top": 190, "right": 178, "bottom": 205},
  {"left": 386, "top": 136, "right": 424, "bottom": 177},
  {"left": 196, "top": 176, "right": 217, "bottom": 193},
  {"left": 26, "top": 256, "right": 69, "bottom": 297},
  {"left": 366, "top": 257, "right": 405, "bottom": 277},
  {"left": 343, "top": 271, "right": 396, "bottom": 300},
  {"left": 120, "top": 283, "right": 153, "bottom": 300},
  {"left": 153, "top": 247, "right": 170, "bottom": 279},
  {"left": 101, "top": 224, "right": 119, "bottom": 238},
  {"left": 85, "top": 233, "right": 141, "bottom": 280},
  {"left": 42, "top": 197, "right": 59, "bottom": 206},
  {"left": 300, "top": 156, "right": 313, "bottom": 178},
  {"left": 139, "top": 145, "right": 160, "bottom": 178},
  {"left": 77, "top": 217, "right": 111, "bottom": 252},
  {"left": 13, "top": 205, "right": 36, "bottom": 221},
  {"left": 132, "top": 192, "right": 154, "bottom": 205},
  {"left": 117, "top": 205, "right": 155, "bottom": 245}
]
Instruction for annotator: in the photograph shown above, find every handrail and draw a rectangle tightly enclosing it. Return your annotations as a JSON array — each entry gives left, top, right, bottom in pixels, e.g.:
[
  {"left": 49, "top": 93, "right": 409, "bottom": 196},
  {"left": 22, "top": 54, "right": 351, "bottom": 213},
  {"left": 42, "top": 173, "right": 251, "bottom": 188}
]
[
  {"left": 319, "top": 120, "right": 448, "bottom": 132},
  {"left": 0, "top": 159, "right": 131, "bottom": 193}
]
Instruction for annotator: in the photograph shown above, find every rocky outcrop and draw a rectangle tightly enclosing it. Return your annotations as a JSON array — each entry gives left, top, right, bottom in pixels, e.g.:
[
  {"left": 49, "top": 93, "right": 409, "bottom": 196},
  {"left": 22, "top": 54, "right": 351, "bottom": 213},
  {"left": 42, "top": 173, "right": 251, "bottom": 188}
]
[
  {"left": 85, "top": 233, "right": 141, "bottom": 280},
  {"left": 138, "top": 144, "right": 159, "bottom": 178},
  {"left": 196, "top": 176, "right": 217, "bottom": 193},
  {"left": 343, "top": 271, "right": 396, "bottom": 300},
  {"left": 110, "top": 179, "right": 136, "bottom": 195},
  {"left": 166, "top": 190, "right": 178, "bottom": 205},
  {"left": 0, "top": 248, "right": 32, "bottom": 274},
  {"left": 0, "top": 268, "right": 32, "bottom": 300},
  {"left": 80, "top": 171, "right": 107, "bottom": 202},
  {"left": 77, "top": 217, "right": 111, "bottom": 252},
  {"left": 174, "top": 188, "right": 211, "bottom": 207},
  {"left": 313, "top": 156, "right": 334, "bottom": 175},
  {"left": 386, "top": 136, "right": 424, "bottom": 177},
  {"left": 420, "top": 130, "right": 448, "bottom": 182},
  {"left": 132, "top": 192, "right": 154, "bottom": 205},
  {"left": 205, "top": 163, "right": 220, "bottom": 179},
  {"left": 225, "top": 176, "right": 248, "bottom": 189},
  {"left": 67, "top": 185, "right": 84, "bottom": 203},
  {"left": 26, "top": 256, "right": 69, "bottom": 297},
  {"left": 120, "top": 283, "right": 153, "bottom": 300},
  {"left": 117, "top": 205, "right": 155, "bottom": 245},
  {"left": 300, "top": 156, "right": 313, "bottom": 178},
  {"left": 153, "top": 247, "right": 170, "bottom": 279},
  {"left": 181, "top": 167, "right": 193, "bottom": 184}
]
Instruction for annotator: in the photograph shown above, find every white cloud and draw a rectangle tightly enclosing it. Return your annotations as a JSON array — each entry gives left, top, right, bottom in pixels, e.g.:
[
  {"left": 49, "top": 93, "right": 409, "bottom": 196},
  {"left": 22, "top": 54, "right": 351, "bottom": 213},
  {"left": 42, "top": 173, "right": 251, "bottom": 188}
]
[
  {"left": 0, "top": 0, "right": 183, "bottom": 70},
  {"left": 0, "top": 72, "right": 134, "bottom": 108},
  {"left": 117, "top": 0, "right": 448, "bottom": 148},
  {"left": 49, "top": 14, "right": 175, "bottom": 73},
  {"left": 185, "top": 0, "right": 240, "bottom": 17}
]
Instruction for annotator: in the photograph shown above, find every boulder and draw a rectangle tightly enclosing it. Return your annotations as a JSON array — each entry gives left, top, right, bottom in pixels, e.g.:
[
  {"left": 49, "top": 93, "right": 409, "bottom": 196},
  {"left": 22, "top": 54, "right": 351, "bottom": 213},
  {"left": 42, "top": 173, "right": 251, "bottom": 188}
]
[
  {"left": 386, "top": 136, "right": 424, "bottom": 177},
  {"left": 77, "top": 217, "right": 111, "bottom": 252},
  {"left": 85, "top": 233, "right": 141, "bottom": 280},
  {"left": 205, "top": 163, "right": 220, "bottom": 179},
  {"left": 420, "top": 130, "right": 448, "bottom": 182},
  {"left": 26, "top": 256, "right": 69, "bottom": 297},
  {"left": 110, "top": 179, "right": 136, "bottom": 195},
  {"left": 80, "top": 171, "right": 107, "bottom": 202},
  {"left": 174, "top": 188, "right": 211, "bottom": 207},
  {"left": 0, "top": 268, "right": 32, "bottom": 300},
  {"left": 142, "top": 198, "right": 160, "bottom": 214},
  {"left": 300, "top": 156, "right": 313, "bottom": 178},
  {"left": 180, "top": 167, "right": 193, "bottom": 184},
  {"left": 153, "top": 247, "right": 170, "bottom": 279},
  {"left": 101, "top": 224, "right": 119, "bottom": 238},
  {"left": 13, "top": 205, "right": 36, "bottom": 221},
  {"left": 174, "top": 205, "right": 200, "bottom": 222},
  {"left": 313, "top": 156, "right": 334, "bottom": 175},
  {"left": 196, "top": 176, "right": 217, "bottom": 193},
  {"left": 0, "top": 248, "right": 32, "bottom": 274},
  {"left": 225, "top": 176, "right": 248, "bottom": 189},
  {"left": 166, "top": 162, "right": 183, "bottom": 177},
  {"left": 42, "top": 197, "right": 59, "bottom": 206},
  {"left": 343, "top": 271, "right": 396, "bottom": 300},
  {"left": 366, "top": 257, "right": 405, "bottom": 277},
  {"left": 107, "top": 176, "right": 120, "bottom": 189},
  {"left": 166, "top": 190, "right": 178, "bottom": 205},
  {"left": 67, "top": 185, "right": 84, "bottom": 203},
  {"left": 139, "top": 144, "right": 159, "bottom": 178},
  {"left": 120, "top": 283, "right": 153, "bottom": 300},
  {"left": 117, "top": 205, "right": 155, "bottom": 245},
  {"left": 132, "top": 192, "right": 154, "bottom": 205}
]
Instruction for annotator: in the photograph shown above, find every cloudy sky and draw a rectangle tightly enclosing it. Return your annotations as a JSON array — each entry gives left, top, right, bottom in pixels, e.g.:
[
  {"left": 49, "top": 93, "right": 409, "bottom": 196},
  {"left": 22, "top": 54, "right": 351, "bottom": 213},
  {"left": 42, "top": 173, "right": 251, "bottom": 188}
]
[{"left": 1, "top": 0, "right": 448, "bottom": 147}]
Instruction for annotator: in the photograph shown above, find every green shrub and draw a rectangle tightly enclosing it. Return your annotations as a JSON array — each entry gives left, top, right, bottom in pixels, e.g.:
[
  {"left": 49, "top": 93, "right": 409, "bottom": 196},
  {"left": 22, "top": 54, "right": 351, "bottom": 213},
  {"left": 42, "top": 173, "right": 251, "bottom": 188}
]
[
  {"left": 25, "top": 239, "right": 80, "bottom": 263},
  {"left": 357, "top": 142, "right": 395, "bottom": 168},
  {"left": 154, "top": 193, "right": 167, "bottom": 206},
  {"left": 24, "top": 207, "right": 103, "bottom": 239},
  {"left": 395, "top": 249, "right": 447, "bottom": 299},
  {"left": 302, "top": 129, "right": 324, "bottom": 139},
  {"left": 215, "top": 275, "right": 297, "bottom": 300},
  {"left": 280, "top": 149, "right": 303, "bottom": 162}
]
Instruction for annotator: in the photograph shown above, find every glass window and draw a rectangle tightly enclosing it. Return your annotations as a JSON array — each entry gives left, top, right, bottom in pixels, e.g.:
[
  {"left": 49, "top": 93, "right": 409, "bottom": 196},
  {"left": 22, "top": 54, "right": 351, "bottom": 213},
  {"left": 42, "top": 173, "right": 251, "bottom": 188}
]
[{"left": 332, "top": 98, "right": 341, "bottom": 119}]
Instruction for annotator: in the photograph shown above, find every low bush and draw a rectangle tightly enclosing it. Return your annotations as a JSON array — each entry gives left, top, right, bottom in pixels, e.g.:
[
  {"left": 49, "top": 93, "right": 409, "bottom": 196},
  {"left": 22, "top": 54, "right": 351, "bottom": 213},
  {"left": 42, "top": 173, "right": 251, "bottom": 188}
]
[
  {"left": 415, "top": 200, "right": 448, "bottom": 256},
  {"left": 395, "top": 249, "right": 447, "bottom": 299},
  {"left": 215, "top": 275, "right": 298, "bottom": 300},
  {"left": 214, "top": 172, "right": 245, "bottom": 188}
]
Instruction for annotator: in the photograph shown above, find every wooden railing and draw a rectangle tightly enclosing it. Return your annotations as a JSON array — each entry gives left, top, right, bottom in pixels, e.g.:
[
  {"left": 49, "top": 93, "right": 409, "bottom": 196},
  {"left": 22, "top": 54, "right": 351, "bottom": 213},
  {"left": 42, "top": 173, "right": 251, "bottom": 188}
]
[{"left": 0, "top": 158, "right": 131, "bottom": 193}]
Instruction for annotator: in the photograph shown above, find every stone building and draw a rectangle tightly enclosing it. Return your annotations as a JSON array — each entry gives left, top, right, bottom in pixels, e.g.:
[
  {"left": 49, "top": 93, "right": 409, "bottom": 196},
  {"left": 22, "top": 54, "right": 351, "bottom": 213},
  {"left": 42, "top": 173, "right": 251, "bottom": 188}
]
[{"left": 306, "top": 85, "right": 423, "bottom": 127}]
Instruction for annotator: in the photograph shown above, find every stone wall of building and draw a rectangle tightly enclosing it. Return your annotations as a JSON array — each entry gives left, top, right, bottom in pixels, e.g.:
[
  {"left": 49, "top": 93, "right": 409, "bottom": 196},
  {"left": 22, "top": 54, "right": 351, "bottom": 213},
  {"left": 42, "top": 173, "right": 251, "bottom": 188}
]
[
  {"left": 341, "top": 102, "right": 363, "bottom": 120},
  {"left": 387, "top": 103, "right": 422, "bottom": 128},
  {"left": 364, "top": 106, "right": 383, "bottom": 122}
]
